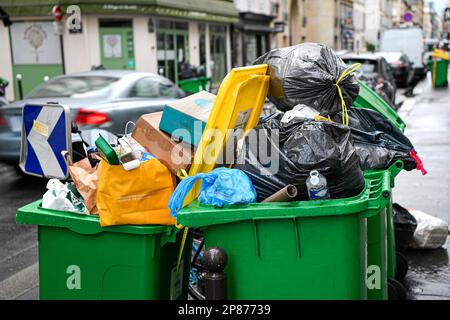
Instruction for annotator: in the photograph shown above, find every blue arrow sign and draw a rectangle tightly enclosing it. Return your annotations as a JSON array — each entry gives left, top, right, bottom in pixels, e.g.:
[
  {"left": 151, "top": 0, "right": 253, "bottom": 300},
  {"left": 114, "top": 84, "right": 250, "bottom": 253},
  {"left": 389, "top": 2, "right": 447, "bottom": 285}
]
[{"left": 20, "top": 103, "right": 71, "bottom": 179}]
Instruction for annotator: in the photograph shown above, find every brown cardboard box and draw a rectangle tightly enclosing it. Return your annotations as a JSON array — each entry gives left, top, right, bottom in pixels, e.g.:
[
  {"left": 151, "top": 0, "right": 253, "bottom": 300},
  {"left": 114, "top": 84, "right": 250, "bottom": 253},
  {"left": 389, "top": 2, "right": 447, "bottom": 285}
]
[{"left": 132, "top": 112, "right": 194, "bottom": 175}]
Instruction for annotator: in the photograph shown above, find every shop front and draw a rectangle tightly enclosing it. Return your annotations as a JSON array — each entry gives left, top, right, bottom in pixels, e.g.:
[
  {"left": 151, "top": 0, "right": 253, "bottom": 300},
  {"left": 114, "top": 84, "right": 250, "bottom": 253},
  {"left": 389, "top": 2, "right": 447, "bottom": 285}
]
[{"left": 0, "top": 0, "right": 238, "bottom": 100}]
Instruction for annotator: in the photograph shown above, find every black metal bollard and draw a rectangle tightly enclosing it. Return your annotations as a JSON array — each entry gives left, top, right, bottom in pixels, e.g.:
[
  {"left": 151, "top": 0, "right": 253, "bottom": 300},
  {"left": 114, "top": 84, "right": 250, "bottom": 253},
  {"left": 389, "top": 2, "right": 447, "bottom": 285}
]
[
  {"left": 16, "top": 74, "right": 23, "bottom": 100},
  {"left": 203, "top": 247, "right": 228, "bottom": 300}
]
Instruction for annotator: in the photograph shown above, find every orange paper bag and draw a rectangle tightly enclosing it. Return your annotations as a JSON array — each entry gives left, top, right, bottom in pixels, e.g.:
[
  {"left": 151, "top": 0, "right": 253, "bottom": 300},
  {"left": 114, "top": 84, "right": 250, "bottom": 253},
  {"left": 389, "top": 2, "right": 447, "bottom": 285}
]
[{"left": 96, "top": 158, "right": 176, "bottom": 227}]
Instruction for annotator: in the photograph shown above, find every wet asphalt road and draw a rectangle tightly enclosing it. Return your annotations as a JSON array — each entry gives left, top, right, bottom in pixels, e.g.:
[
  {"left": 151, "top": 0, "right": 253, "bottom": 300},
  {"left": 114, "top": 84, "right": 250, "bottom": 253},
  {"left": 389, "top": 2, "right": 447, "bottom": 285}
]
[
  {"left": 395, "top": 76, "right": 450, "bottom": 300},
  {"left": 0, "top": 76, "right": 449, "bottom": 300}
]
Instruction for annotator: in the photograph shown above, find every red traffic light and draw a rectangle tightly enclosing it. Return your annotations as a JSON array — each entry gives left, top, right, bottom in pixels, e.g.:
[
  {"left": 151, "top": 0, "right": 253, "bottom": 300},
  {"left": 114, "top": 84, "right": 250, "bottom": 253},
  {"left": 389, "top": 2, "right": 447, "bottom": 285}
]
[{"left": 52, "top": 5, "right": 63, "bottom": 22}]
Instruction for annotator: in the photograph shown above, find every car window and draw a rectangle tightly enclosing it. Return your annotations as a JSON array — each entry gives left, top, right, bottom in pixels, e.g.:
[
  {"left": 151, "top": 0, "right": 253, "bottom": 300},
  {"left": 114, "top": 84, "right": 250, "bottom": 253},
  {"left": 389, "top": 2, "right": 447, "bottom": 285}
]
[
  {"left": 382, "top": 60, "right": 394, "bottom": 81},
  {"left": 343, "top": 59, "right": 378, "bottom": 74},
  {"left": 129, "top": 77, "right": 179, "bottom": 98},
  {"left": 27, "top": 76, "right": 118, "bottom": 98}
]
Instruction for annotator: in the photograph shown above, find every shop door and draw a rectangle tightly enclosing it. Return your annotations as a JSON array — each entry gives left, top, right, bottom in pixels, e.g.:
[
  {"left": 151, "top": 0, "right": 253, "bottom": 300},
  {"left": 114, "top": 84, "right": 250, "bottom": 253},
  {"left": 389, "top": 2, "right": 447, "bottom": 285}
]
[
  {"left": 157, "top": 30, "right": 189, "bottom": 83},
  {"left": 9, "top": 21, "right": 64, "bottom": 98},
  {"left": 209, "top": 25, "right": 227, "bottom": 87},
  {"left": 99, "top": 22, "right": 135, "bottom": 70}
]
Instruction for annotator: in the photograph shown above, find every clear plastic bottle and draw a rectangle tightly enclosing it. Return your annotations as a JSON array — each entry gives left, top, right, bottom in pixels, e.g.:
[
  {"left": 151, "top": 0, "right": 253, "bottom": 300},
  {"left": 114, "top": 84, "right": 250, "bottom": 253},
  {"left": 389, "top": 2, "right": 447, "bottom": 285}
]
[{"left": 306, "top": 170, "right": 330, "bottom": 200}]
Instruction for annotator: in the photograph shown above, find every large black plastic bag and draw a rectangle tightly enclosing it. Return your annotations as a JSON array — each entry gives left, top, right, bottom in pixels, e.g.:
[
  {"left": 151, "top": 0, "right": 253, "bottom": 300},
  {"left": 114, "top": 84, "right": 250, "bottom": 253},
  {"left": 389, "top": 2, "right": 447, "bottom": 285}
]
[
  {"left": 393, "top": 203, "right": 417, "bottom": 251},
  {"left": 333, "top": 108, "right": 417, "bottom": 171},
  {"left": 235, "top": 115, "right": 365, "bottom": 202},
  {"left": 255, "top": 43, "right": 360, "bottom": 114}
]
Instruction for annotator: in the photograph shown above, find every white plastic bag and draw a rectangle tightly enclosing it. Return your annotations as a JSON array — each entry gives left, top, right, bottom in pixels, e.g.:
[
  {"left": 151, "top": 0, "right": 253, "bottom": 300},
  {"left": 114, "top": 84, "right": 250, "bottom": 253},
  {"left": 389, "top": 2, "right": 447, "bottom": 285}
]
[
  {"left": 409, "top": 209, "right": 449, "bottom": 249},
  {"left": 281, "top": 105, "right": 319, "bottom": 124},
  {"left": 42, "top": 179, "right": 89, "bottom": 214}
]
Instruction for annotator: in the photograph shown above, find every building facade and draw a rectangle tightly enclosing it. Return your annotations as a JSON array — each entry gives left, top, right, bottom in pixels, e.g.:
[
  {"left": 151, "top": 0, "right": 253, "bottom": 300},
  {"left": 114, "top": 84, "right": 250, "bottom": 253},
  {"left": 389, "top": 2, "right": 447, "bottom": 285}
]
[
  {"left": 364, "top": 0, "right": 394, "bottom": 50},
  {"left": 0, "top": 0, "right": 238, "bottom": 100},
  {"left": 273, "top": 0, "right": 353, "bottom": 50},
  {"left": 233, "top": 0, "right": 276, "bottom": 67}
]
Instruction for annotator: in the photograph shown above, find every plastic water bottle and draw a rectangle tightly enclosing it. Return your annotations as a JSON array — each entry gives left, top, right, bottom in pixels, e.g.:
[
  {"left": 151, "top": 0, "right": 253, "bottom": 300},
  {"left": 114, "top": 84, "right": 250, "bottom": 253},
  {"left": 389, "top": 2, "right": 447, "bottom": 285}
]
[{"left": 306, "top": 170, "right": 330, "bottom": 200}]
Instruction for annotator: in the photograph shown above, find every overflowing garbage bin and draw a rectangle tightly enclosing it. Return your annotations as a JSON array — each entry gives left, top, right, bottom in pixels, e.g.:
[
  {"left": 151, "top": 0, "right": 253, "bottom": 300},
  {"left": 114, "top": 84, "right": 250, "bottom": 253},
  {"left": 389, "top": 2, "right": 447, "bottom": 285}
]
[
  {"left": 16, "top": 200, "right": 191, "bottom": 300},
  {"left": 177, "top": 169, "right": 392, "bottom": 299},
  {"left": 15, "top": 42, "right": 424, "bottom": 301},
  {"left": 428, "top": 49, "right": 449, "bottom": 88}
]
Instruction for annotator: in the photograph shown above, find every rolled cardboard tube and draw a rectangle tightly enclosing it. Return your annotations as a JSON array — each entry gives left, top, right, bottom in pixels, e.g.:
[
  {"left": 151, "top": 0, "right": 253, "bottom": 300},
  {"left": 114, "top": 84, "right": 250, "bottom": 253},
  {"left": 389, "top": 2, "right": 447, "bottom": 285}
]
[{"left": 262, "top": 185, "right": 298, "bottom": 203}]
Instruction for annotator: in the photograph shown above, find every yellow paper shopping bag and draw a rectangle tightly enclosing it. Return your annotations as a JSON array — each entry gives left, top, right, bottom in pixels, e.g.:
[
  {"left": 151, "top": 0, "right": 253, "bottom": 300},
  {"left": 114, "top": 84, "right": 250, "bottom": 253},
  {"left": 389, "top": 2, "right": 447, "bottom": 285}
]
[{"left": 97, "top": 158, "right": 176, "bottom": 227}]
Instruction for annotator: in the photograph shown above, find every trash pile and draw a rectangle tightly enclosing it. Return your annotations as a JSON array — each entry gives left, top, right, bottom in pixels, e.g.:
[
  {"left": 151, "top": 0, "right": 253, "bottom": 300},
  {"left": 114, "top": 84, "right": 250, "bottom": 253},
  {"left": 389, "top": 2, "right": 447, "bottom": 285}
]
[{"left": 39, "top": 42, "right": 429, "bottom": 230}]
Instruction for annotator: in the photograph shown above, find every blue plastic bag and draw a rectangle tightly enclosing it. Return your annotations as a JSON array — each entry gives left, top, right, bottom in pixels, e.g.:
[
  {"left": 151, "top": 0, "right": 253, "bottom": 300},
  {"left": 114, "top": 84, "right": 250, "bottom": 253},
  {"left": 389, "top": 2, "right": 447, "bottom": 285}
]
[{"left": 168, "top": 168, "right": 257, "bottom": 217}]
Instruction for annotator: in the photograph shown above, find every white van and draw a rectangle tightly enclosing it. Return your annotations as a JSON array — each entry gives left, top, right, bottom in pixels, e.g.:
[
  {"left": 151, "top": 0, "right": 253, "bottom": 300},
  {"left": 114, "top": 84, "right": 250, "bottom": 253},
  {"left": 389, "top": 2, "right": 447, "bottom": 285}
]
[{"left": 380, "top": 27, "right": 426, "bottom": 80}]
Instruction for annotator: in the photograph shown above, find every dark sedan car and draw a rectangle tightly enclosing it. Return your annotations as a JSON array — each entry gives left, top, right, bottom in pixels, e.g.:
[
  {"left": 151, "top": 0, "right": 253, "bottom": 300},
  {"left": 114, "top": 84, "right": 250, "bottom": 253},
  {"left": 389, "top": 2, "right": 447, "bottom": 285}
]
[
  {"left": 376, "top": 52, "right": 414, "bottom": 88},
  {"left": 0, "top": 70, "right": 184, "bottom": 163},
  {"left": 342, "top": 54, "right": 397, "bottom": 107}
]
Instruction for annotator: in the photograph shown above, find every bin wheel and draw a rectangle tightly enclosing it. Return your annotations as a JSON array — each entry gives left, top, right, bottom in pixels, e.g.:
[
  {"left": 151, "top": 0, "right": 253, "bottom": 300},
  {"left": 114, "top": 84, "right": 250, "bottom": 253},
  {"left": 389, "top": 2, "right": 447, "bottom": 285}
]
[
  {"left": 388, "top": 279, "right": 407, "bottom": 300},
  {"left": 395, "top": 252, "right": 409, "bottom": 281}
]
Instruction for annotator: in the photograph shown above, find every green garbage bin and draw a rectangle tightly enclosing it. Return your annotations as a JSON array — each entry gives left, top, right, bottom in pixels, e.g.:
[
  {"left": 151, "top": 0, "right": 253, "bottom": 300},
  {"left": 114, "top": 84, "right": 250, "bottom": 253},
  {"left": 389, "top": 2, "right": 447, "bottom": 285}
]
[
  {"left": 365, "top": 161, "right": 404, "bottom": 300},
  {"left": 177, "top": 169, "right": 393, "bottom": 300},
  {"left": 16, "top": 201, "right": 191, "bottom": 300},
  {"left": 428, "top": 58, "right": 448, "bottom": 88},
  {"left": 177, "top": 77, "right": 211, "bottom": 94}
]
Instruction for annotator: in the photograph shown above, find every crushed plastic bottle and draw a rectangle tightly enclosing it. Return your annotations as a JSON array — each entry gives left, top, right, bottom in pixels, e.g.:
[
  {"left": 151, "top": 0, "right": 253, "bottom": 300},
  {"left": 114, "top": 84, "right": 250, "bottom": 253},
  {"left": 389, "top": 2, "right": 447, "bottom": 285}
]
[{"left": 306, "top": 170, "right": 330, "bottom": 200}]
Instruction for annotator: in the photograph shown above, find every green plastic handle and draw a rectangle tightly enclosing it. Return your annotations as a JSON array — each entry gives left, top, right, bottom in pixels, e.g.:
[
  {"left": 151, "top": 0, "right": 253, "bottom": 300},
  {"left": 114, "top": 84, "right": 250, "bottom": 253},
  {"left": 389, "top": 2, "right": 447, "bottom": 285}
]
[{"left": 360, "top": 171, "right": 392, "bottom": 219}]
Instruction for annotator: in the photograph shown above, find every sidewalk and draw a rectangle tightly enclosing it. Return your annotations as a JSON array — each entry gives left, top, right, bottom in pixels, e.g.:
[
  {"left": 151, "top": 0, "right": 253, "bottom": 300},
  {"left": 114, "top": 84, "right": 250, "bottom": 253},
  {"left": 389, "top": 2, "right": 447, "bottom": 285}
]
[{"left": 395, "top": 76, "right": 450, "bottom": 300}]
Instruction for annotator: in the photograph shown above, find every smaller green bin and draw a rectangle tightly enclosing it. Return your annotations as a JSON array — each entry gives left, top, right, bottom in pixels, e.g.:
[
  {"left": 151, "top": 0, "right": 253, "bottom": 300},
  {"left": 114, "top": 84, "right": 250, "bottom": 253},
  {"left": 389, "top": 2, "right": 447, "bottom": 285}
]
[
  {"left": 428, "top": 59, "right": 448, "bottom": 88},
  {"left": 177, "top": 77, "right": 211, "bottom": 94},
  {"left": 16, "top": 201, "right": 191, "bottom": 300},
  {"left": 178, "top": 170, "right": 392, "bottom": 300}
]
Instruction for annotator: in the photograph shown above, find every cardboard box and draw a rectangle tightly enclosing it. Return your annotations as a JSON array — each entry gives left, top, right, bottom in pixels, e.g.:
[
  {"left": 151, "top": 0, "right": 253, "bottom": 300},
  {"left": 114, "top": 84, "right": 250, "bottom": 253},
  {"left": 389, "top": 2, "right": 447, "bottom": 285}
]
[
  {"left": 159, "top": 91, "right": 216, "bottom": 147},
  {"left": 132, "top": 112, "right": 194, "bottom": 175}
]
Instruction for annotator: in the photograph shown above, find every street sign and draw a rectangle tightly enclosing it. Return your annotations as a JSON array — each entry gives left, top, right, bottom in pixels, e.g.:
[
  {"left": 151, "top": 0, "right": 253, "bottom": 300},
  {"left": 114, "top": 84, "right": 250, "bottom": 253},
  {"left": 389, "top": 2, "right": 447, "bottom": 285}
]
[
  {"left": 404, "top": 11, "right": 414, "bottom": 23},
  {"left": 20, "top": 103, "right": 72, "bottom": 179}
]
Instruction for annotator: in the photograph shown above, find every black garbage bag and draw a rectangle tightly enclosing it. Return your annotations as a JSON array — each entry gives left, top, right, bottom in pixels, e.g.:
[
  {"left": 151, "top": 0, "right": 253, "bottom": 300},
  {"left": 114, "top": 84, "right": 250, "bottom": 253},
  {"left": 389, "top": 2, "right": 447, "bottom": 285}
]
[
  {"left": 235, "top": 115, "right": 365, "bottom": 202},
  {"left": 393, "top": 203, "right": 418, "bottom": 252},
  {"left": 333, "top": 108, "right": 418, "bottom": 171},
  {"left": 254, "top": 43, "right": 360, "bottom": 114}
]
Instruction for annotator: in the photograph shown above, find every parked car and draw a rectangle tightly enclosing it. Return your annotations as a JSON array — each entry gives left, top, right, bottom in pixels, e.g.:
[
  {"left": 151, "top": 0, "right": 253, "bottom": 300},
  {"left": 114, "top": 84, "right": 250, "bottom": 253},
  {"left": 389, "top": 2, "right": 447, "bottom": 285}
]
[
  {"left": 380, "top": 27, "right": 427, "bottom": 80},
  {"left": 0, "top": 77, "right": 8, "bottom": 107},
  {"left": 342, "top": 53, "right": 397, "bottom": 107},
  {"left": 0, "top": 70, "right": 184, "bottom": 163},
  {"left": 376, "top": 52, "right": 414, "bottom": 88}
]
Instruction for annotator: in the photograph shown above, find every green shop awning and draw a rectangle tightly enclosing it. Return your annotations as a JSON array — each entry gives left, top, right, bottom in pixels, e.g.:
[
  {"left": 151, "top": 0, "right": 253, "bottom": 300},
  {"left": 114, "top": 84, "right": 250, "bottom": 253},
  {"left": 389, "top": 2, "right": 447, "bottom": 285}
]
[{"left": 1, "top": 0, "right": 239, "bottom": 23}]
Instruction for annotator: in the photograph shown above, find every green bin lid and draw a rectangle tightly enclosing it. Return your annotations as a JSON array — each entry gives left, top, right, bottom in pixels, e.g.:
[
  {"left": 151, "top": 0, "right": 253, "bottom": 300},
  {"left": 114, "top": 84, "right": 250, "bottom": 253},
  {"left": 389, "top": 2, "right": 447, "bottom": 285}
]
[
  {"left": 353, "top": 80, "right": 406, "bottom": 132},
  {"left": 16, "top": 200, "right": 174, "bottom": 236}
]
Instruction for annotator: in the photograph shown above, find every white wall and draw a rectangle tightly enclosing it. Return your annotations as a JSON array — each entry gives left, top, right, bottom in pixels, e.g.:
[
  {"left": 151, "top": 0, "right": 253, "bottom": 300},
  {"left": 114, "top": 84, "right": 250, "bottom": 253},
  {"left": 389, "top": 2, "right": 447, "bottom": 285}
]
[
  {"left": 63, "top": 14, "right": 91, "bottom": 73},
  {"left": 0, "top": 24, "right": 14, "bottom": 100},
  {"left": 234, "top": 0, "right": 273, "bottom": 15},
  {"left": 188, "top": 22, "right": 200, "bottom": 66},
  {"left": 133, "top": 16, "right": 157, "bottom": 73},
  {"left": 365, "top": 0, "right": 381, "bottom": 47},
  {"left": 85, "top": 15, "right": 101, "bottom": 67}
]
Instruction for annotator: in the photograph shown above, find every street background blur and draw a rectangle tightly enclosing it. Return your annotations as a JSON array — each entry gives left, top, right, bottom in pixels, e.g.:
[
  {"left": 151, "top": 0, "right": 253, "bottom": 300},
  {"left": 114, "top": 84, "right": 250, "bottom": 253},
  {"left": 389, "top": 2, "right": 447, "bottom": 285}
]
[
  {"left": 0, "top": 0, "right": 450, "bottom": 300},
  {"left": 0, "top": 0, "right": 449, "bottom": 99}
]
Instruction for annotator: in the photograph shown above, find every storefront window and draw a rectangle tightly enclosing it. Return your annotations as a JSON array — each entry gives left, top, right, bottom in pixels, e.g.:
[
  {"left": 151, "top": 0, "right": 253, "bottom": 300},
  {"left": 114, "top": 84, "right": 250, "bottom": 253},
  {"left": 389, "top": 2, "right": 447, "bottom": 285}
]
[
  {"left": 209, "top": 24, "right": 227, "bottom": 87},
  {"left": 245, "top": 34, "right": 257, "bottom": 66},
  {"left": 199, "top": 23, "right": 206, "bottom": 69},
  {"left": 244, "top": 33, "right": 269, "bottom": 66}
]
